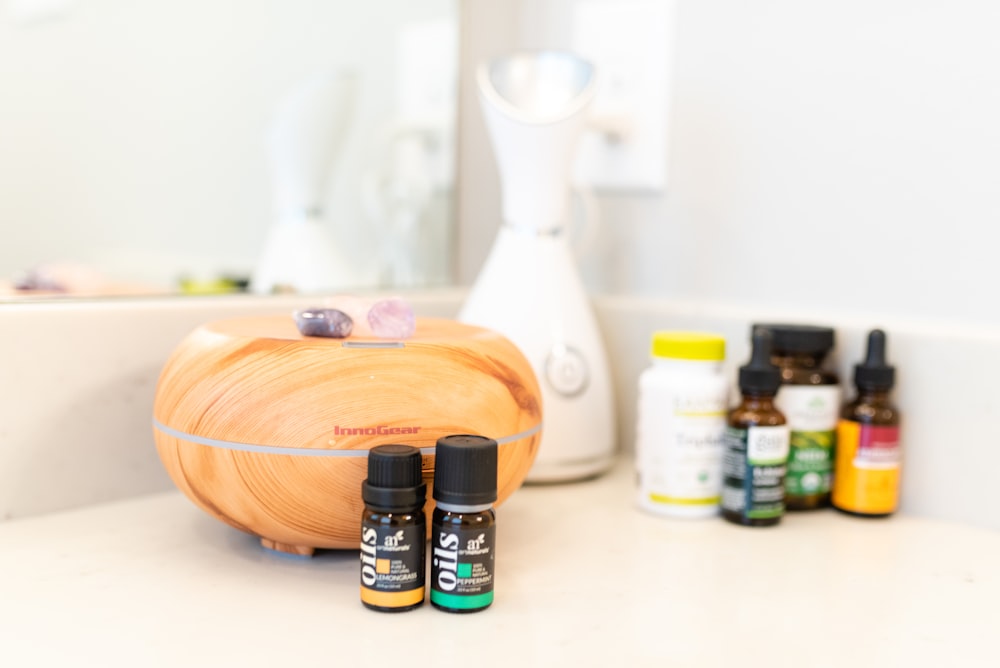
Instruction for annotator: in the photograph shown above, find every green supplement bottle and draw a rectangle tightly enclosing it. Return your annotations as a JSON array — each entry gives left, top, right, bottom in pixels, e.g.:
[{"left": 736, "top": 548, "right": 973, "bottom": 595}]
[
  {"left": 721, "top": 328, "right": 790, "bottom": 527},
  {"left": 360, "top": 444, "right": 427, "bottom": 612},
  {"left": 430, "top": 435, "right": 497, "bottom": 613},
  {"left": 756, "top": 324, "right": 840, "bottom": 510}
]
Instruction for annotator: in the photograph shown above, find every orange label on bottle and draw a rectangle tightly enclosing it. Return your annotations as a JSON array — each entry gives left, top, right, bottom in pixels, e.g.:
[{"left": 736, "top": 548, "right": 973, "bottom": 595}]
[{"left": 832, "top": 420, "right": 901, "bottom": 514}]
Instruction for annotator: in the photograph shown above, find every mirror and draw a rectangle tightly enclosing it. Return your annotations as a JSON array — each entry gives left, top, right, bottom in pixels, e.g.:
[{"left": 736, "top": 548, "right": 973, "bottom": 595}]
[{"left": 0, "top": 0, "right": 457, "bottom": 299}]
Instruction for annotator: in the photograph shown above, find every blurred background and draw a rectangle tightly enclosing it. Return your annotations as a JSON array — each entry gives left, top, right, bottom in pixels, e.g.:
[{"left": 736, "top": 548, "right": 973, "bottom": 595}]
[{"left": 0, "top": 0, "right": 456, "bottom": 296}]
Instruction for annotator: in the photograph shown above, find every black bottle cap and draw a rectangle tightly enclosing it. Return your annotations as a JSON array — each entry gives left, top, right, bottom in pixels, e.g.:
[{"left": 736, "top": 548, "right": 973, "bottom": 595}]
[
  {"left": 753, "top": 323, "right": 835, "bottom": 355},
  {"left": 432, "top": 435, "right": 497, "bottom": 507},
  {"left": 854, "top": 329, "right": 895, "bottom": 391},
  {"left": 362, "top": 444, "right": 426, "bottom": 512},
  {"left": 739, "top": 327, "right": 781, "bottom": 395}
]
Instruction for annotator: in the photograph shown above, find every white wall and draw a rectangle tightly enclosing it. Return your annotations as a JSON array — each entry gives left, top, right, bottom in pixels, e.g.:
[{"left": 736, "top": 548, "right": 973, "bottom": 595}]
[{"left": 639, "top": 0, "right": 1000, "bottom": 327}]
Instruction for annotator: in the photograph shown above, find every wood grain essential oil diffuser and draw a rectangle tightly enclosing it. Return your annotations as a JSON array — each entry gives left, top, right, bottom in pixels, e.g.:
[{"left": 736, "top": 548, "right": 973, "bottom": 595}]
[{"left": 152, "top": 315, "right": 542, "bottom": 555}]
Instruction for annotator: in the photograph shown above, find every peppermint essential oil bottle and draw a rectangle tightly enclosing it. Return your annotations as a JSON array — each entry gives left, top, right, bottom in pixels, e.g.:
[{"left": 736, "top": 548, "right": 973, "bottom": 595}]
[
  {"left": 832, "top": 329, "right": 901, "bottom": 517},
  {"left": 721, "top": 328, "right": 791, "bottom": 527},
  {"left": 430, "top": 435, "right": 497, "bottom": 613},
  {"left": 360, "top": 444, "right": 427, "bottom": 612}
]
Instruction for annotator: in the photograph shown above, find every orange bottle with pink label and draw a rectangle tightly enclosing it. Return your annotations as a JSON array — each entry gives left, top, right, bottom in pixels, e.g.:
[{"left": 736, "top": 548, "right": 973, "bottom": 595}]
[{"left": 832, "top": 329, "right": 901, "bottom": 517}]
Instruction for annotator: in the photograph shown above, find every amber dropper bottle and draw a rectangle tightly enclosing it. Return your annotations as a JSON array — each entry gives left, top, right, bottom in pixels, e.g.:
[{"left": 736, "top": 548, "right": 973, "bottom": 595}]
[
  {"left": 832, "top": 329, "right": 901, "bottom": 517},
  {"left": 721, "top": 328, "right": 791, "bottom": 527}
]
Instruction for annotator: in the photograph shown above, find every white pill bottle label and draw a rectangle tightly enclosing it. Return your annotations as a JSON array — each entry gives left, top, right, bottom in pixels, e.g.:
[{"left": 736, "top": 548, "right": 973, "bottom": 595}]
[{"left": 636, "top": 365, "right": 729, "bottom": 518}]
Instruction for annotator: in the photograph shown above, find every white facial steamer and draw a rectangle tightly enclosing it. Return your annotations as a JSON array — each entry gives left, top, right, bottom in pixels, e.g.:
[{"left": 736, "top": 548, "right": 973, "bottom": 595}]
[{"left": 460, "top": 51, "right": 616, "bottom": 482}]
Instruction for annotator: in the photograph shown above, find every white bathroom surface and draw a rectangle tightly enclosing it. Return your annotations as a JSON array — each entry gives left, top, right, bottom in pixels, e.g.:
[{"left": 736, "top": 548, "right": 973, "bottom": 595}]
[{"left": 2, "top": 462, "right": 998, "bottom": 667}]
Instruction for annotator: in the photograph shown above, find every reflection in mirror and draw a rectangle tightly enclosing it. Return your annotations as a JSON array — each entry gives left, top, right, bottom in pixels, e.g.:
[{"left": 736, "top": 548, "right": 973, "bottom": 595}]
[{"left": 0, "top": 0, "right": 457, "bottom": 300}]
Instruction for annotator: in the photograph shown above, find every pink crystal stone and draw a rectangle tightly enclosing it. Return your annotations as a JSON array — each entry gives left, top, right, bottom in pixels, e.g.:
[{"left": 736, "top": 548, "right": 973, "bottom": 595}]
[
  {"left": 367, "top": 297, "right": 416, "bottom": 339},
  {"left": 326, "top": 295, "right": 374, "bottom": 336}
]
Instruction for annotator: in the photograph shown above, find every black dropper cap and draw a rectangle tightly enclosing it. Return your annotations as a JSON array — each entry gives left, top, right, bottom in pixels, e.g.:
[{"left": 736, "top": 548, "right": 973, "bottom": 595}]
[
  {"left": 854, "top": 329, "right": 895, "bottom": 391},
  {"left": 433, "top": 435, "right": 498, "bottom": 507},
  {"left": 362, "top": 444, "right": 426, "bottom": 512},
  {"left": 739, "top": 327, "right": 782, "bottom": 395},
  {"left": 754, "top": 323, "right": 835, "bottom": 355}
]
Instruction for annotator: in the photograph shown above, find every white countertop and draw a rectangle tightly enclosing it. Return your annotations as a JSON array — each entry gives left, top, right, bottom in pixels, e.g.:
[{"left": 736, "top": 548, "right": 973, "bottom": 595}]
[{"left": 2, "top": 462, "right": 999, "bottom": 667}]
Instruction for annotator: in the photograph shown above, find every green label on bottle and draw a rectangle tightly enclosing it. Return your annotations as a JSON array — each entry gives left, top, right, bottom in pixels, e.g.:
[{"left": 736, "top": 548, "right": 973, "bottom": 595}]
[
  {"left": 721, "top": 425, "right": 790, "bottom": 520},
  {"left": 785, "top": 429, "right": 834, "bottom": 496},
  {"left": 430, "top": 523, "right": 495, "bottom": 611},
  {"left": 775, "top": 385, "right": 839, "bottom": 500}
]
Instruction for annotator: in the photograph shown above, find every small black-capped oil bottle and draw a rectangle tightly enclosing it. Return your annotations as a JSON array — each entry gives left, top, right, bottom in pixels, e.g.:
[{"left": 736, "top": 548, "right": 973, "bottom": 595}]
[
  {"left": 430, "top": 435, "right": 497, "bottom": 613},
  {"left": 721, "top": 328, "right": 791, "bottom": 527},
  {"left": 360, "top": 444, "right": 427, "bottom": 612},
  {"left": 833, "top": 329, "right": 901, "bottom": 517}
]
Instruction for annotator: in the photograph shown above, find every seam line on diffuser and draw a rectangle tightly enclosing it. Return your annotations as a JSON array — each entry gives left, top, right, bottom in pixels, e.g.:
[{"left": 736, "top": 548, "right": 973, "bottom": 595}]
[{"left": 152, "top": 418, "right": 541, "bottom": 457}]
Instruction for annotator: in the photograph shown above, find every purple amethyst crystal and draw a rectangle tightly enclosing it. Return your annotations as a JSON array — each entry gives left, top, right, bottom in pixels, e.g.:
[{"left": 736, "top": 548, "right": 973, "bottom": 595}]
[
  {"left": 367, "top": 297, "right": 415, "bottom": 339},
  {"left": 294, "top": 308, "right": 353, "bottom": 338}
]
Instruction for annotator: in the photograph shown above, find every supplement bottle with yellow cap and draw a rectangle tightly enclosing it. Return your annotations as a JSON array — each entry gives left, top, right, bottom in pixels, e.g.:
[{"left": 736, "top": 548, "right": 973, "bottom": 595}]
[{"left": 635, "top": 331, "right": 729, "bottom": 518}]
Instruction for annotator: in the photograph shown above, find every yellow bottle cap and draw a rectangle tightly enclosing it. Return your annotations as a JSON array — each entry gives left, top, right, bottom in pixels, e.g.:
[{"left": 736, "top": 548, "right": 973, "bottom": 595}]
[{"left": 651, "top": 331, "right": 726, "bottom": 361}]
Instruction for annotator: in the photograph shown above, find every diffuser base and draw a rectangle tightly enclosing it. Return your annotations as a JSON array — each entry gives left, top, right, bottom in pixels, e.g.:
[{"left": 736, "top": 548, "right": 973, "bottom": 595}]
[{"left": 261, "top": 539, "right": 316, "bottom": 557}]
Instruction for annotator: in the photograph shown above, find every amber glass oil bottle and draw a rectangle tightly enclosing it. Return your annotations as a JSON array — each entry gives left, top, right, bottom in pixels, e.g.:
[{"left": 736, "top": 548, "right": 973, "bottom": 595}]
[
  {"left": 721, "top": 328, "right": 790, "bottom": 527},
  {"left": 832, "top": 329, "right": 901, "bottom": 517},
  {"left": 360, "top": 444, "right": 427, "bottom": 612}
]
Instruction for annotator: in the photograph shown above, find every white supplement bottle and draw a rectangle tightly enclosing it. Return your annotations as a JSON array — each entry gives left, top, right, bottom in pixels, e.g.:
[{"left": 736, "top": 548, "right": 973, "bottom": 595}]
[{"left": 636, "top": 332, "right": 729, "bottom": 518}]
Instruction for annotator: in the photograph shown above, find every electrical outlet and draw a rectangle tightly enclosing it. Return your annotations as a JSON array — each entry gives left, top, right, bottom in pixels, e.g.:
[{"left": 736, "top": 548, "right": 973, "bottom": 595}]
[{"left": 571, "top": 0, "right": 673, "bottom": 193}]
